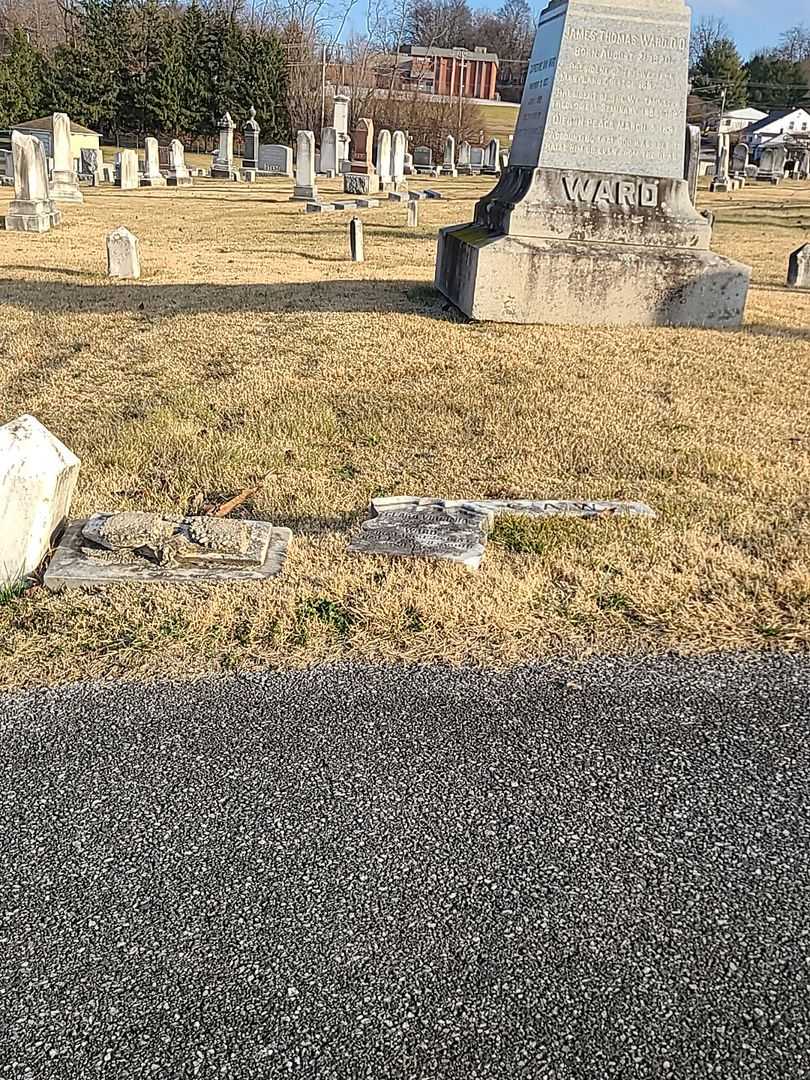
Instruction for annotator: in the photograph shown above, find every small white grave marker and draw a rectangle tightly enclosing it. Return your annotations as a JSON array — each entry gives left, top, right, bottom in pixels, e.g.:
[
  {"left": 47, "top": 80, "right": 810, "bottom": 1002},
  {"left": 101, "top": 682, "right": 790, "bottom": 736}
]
[{"left": 106, "top": 226, "right": 141, "bottom": 279}]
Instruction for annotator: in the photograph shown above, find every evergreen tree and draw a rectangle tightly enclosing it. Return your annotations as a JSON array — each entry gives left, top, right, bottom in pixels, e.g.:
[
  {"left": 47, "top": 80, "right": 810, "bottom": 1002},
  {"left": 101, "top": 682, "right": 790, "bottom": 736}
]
[
  {"left": 691, "top": 37, "right": 748, "bottom": 108},
  {"left": 0, "top": 28, "right": 46, "bottom": 126},
  {"left": 745, "top": 53, "right": 810, "bottom": 108}
]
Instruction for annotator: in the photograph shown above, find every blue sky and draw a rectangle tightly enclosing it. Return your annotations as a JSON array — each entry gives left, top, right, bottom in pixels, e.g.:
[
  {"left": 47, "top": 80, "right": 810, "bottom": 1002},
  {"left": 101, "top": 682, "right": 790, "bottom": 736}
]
[{"left": 687, "top": 0, "right": 807, "bottom": 58}]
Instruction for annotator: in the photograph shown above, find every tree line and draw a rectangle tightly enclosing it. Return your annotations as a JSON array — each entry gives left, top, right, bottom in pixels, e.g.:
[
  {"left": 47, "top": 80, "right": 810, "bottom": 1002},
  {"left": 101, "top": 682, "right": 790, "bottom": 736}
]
[
  {"left": 0, "top": 0, "right": 289, "bottom": 142},
  {"left": 689, "top": 16, "right": 810, "bottom": 113}
]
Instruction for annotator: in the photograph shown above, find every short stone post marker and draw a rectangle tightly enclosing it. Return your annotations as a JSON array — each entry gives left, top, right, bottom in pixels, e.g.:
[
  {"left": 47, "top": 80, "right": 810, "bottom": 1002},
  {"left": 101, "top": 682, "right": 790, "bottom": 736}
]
[
  {"left": 787, "top": 244, "right": 810, "bottom": 288},
  {"left": 350, "top": 217, "right": 364, "bottom": 262},
  {"left": 106, "top": 226, "right": 141, "bottom": 279},
  {"left": 407, "top": 200, "right": 419, "bottom": 227}
]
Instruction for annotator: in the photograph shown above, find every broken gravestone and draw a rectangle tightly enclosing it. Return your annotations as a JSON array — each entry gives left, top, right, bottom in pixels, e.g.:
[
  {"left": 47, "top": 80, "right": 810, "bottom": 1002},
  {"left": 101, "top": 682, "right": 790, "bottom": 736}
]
[
  {"left": 787, "top": 244, "right": 810, "bottom": 289},
  {"left": 349, "top": 503, "right": 493, "bottom": 570},
  {"left": 0, "top": 414, "right": 80, "bottom": 587},
  {"left": 44, "top": 511, "right": 292, "bottom": 589}
]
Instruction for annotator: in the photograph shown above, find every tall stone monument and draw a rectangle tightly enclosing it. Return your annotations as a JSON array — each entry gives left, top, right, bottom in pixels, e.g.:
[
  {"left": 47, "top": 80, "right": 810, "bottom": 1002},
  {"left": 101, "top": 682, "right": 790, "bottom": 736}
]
[
  {"left": 320, "top": 127, "right": 338, "bottom": 176},
  {"left": 291, "top": 130, "right": 317, "bottom": 201},
  {"left": 117, "top": 148, "right": 139, "bottom": 190},
  {"left": 458, "top": 140, "right": 472, "bottom": 175},
  {"left": 3, "top": 131, "right": 61, "bottom": 232},
  {"left": 710, "top": 133, "right": 731, "bottom": 192},
  {"left": 212, "top": 111, "right": 235, "bottom": 178},
  {"left": 49, "top": 112, "right": 83, "bottom": 203},
  {"left": 332, "top": 94, "right": 351, "bottom": 171},
  {"left": 391, "top": 130, "right": 407, "bottom": 190},
  {"left": 141, "top": 137, "right": 167, "bottom": 187},
  {"left": 376, "top": 128, "right": 392, "bottom": 190},
  {"left": 442, "top": 135, "right": 458, "bottom": 176},
  {"left": 243, "top": 106, "right": 260, "bottom": 170},
  {"left": 684, "top": 124, "right": 700, "bottom": 204},
  {"left": 435, "top": 0, "right": 750, "bottom": 327},
  {"left": 344, "top": 118, "right": 379, "bottom": 195},
  {"left": 166, "top": 139, "right": 192, "bottom": 186}
]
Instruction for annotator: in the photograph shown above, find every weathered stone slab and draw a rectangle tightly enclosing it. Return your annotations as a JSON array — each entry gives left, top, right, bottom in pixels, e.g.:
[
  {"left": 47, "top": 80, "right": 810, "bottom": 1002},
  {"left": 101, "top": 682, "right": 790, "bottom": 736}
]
[
  {"left": 50, "top": 112, "right": 83, "bottom": 203},
  {"left": 141, "top": 137, "right": 167, "bottom": 187},
  {"left": 44, "top": 514, "right": 292, "bottom": 589},
  {"left": 0, "top": 414, "right": 80, "bottom": 586},
  {"left": 349, "top": 503, "right": 493, "bottom": 570},
  {"left": 371, "top": 496, "right": 658, "bottom": 519},
  {"left": 787, "top": 244, "right": 810, "bottom": 288},
  {"left": 3, "top": 131, "right": 61, "bottom": 232},
  {"left": 106, "top": 226, "right": 140, "bottom": 279},
  {"left": 305, "top": 202, "right": 337, "bottom": 213},
  {"left": 117, "top": 149, "right": 139, "bottom": 189},
  {"left": 292, "top": 130, "right": 317, "bottom": 200}
]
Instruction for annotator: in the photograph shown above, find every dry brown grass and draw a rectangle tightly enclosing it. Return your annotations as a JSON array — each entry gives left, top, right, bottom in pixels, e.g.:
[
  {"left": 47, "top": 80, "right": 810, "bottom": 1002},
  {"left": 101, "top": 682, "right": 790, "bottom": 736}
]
[{"left": 0, "top": 174, "right": 809, "bottom": 689}]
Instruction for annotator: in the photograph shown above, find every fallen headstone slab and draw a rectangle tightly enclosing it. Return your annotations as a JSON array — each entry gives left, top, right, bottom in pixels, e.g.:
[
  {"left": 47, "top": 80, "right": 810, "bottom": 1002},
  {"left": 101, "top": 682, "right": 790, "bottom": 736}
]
[
  {"left": 0, "top": 414, "right": 80, "bottom": 587},
  {"left": 371, "top": 496, "right": 658, "bottom": 519},
  {"left": 44, "top": 511, "right": 292, "bottom": 589},
  {"left": 306, "top": 202, "right": 337, "bottom": 213},
  {"left": 349, "top": 503, "right": 493, "bottom": 571}
]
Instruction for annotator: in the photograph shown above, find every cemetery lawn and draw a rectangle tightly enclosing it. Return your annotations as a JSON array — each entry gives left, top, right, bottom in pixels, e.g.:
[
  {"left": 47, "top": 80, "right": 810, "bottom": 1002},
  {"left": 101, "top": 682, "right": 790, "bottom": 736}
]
[{"left": 0, "top": 176, "right": 809, "bottom": 688}]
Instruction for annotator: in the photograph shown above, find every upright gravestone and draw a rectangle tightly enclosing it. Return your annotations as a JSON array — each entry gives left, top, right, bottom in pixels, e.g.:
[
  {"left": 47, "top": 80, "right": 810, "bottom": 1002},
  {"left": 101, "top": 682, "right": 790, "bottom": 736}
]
[
  {"left": 413, "top": 146, "right": 432, "bottom": 173},
  {"left": 787, "top": 244, "right": 810, "bottom": 288},
  {"left": 349, "top": 216, "right": 364, "bottom": 262},
  {"left": 376, "top": 128, "right": 392, "bottom": 189},
  {"left": 799, "top": 148, "right": 810, "bottom": 180},
  {"left": 212, "top": 111, "right": 235, "bottom": 178},
  {"left": 243, "top": 106, "right": 260, "bottom": 170},
  {"left": 49, "top": 112, "right": 83, "bottom": 203},
  {"left": 469, "top": 146, "right": 485, "bottom": 171},
  {"left": 434, "top": 0, "right": 750, "bottom": 327},
  {"left": 482, "top": 137, "right": 500, "bottom": 175},
  {"left": 258, "top": 144, "right": 294, "bottom": 177},
  {"left": 403, "top": 151, "right": 415, "bottom": 176},
  {"left": 732, "top": 142, "right": 749, "bottom": 176},
  {"left": 710, "top": 133, "right": 731, "bottom": 192},
  {"left": 442, "top": 135, "right": 457, "bottom": 177},
  {"left": 292, "top": 130, "right": 317, "bottom": 200},
  {"left": 3, "top": 131, "right": 61, "bottom": 232},
  {"left": 117, "top": 148, "right": 139, "bottom": 190},
  {"left": 332, "top": 94, "right": 351, "bottom": 172},
  {"left": 166, "top": 139, "right": 192, "bottom": 186},
  {"left": 141, "top": 137, "right": 167, "bottom": 187},
  {"left": 80, "top": 147, "right": 99, "bottom": 180},
  {"left": 390, "top": 130, "right": 407, "bottom": 190},
  {"left": 757, "top": 145, "right": 786, "bottom": 184},
  {"left": 684, "top": 124, "right": 700, "bottom": 205},
  {"left": 458, "top": 140, "right": 471, "bottom": 174},
  {"left": 344, "top": 118, "right": 379, "bottom": 195},
  {"left": 0, "top": 414, "right": 80, "bottom": 587},
  {"left": 106, "top": 226, "right": 141, "bottom": 279},
  {"left": 320, "top": 127, "right": 338, "bottom": 176}
]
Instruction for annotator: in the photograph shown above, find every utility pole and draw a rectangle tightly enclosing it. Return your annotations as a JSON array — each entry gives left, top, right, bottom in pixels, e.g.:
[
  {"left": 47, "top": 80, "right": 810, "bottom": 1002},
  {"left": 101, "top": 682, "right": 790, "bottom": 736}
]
[{"left": 320, "top": 44, "right": 327, "bottom": 135}]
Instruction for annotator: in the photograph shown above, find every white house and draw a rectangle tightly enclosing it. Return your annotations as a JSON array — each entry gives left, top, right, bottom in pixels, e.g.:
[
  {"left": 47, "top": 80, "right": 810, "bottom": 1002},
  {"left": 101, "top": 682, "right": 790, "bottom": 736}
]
[
  {"left": 743, "top": 108, "right": 810, "bottom": 146},
  {"left": 715, "top": 107, "right": 766, "bottom": 134}
]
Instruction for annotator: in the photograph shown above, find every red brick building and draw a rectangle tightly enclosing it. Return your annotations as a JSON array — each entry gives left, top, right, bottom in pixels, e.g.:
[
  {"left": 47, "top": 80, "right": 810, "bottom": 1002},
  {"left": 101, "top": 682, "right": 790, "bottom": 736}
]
[{"left": 398, "top": 45, "right": 499, "bottom": 101}]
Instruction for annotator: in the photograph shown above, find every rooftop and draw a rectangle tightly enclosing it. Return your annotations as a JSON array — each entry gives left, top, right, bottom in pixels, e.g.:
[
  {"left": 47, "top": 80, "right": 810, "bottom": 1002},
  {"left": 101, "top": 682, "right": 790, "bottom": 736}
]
[
  {"left": 12, "top": 115, "right": 101, "bottom": 136},
  {"left": 404, "top": 44, "right": 499, "bottom": 63}
]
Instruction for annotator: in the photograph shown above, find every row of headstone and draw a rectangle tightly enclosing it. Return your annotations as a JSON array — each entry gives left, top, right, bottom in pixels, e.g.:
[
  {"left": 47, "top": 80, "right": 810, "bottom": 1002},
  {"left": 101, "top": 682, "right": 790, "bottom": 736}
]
[{"left": 339, "top": 119, "right": 408, "bottom": 198}]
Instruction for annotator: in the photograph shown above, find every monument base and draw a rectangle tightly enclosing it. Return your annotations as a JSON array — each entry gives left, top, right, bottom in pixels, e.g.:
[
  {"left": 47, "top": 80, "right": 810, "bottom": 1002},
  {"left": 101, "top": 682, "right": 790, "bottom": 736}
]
[
  {"left": 50, "top": 172, "right": 83, "bottom": 203},
  {"left": 167, "top": 173, "right": 192, "bottom": 186},
  {"left": 141, "top": 175, "right": 167, "bottom": 187},
  {"left": 290, "top": 185, "right": 317, "bottom": 201},
  {"left": 344, "top": 173, "right": 380, "bottom": 195},
  {"left": 435, "top": 225, "right": 750, "bottom": 328},
  {"left": 3, "top": 198, "right": 62, "bottom": 232}
]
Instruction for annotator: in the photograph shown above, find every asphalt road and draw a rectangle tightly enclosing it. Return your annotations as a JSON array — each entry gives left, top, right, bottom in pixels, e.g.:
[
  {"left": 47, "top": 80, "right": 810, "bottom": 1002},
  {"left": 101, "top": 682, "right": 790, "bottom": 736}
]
[{"left": 1, "top": 654, "right": 808, "bottom": 1079}]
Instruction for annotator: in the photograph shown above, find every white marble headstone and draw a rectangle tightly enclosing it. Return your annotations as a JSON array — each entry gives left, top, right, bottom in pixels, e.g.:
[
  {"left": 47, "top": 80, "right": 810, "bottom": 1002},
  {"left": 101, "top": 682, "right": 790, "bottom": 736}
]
[{"left": 0, "top": 414, "right": 80, "bottom": 586}]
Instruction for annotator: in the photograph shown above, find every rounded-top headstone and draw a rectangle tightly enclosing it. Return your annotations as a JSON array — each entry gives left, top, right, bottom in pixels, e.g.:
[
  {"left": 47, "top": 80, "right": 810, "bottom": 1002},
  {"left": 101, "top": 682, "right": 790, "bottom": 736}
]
[{"left": 106, "top": 225, "right": 141, "bottom": 279}]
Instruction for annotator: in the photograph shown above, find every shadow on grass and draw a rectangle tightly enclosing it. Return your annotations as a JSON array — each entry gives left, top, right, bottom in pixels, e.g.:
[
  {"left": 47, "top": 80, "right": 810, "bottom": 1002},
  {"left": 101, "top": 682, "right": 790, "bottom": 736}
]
[
  {"left": 0, "top": 277, "right": 463, "bottom": 320},
  {"left": 745, "top": 323, "right": 810, "bottom": 341}
]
